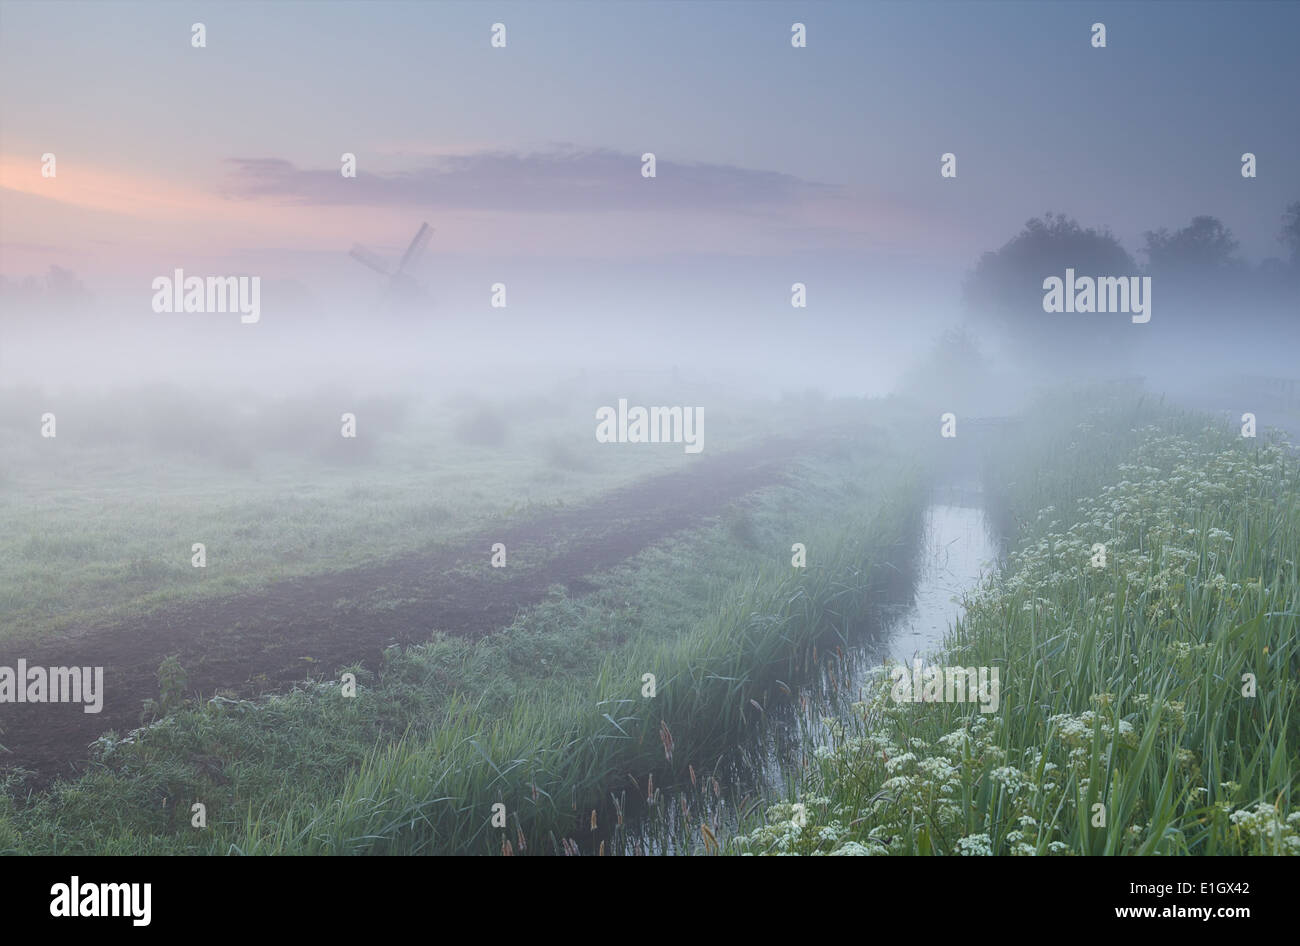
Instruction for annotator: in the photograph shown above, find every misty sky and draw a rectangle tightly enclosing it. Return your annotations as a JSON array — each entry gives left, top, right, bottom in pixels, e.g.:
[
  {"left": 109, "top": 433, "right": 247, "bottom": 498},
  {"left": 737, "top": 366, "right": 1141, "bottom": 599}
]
[
  {"left": 0, "top": 0, "right": 1297, "bottom": 399},
  {"left": 2, "top": 0, "right": 1296, "bottom": 283}
]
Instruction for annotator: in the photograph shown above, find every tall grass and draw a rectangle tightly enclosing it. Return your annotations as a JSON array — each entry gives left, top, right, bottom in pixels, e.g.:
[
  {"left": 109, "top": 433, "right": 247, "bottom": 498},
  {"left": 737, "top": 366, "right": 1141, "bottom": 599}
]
[{"left": 733, "top": 400, "right": 1299, "bottom": 855}]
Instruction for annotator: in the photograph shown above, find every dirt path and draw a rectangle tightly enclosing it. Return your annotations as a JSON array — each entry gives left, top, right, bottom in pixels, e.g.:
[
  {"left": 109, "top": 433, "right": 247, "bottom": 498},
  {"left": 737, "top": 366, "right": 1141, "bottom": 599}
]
[{"left": 0, "top": 432, "right": 834, "bottom": 783}]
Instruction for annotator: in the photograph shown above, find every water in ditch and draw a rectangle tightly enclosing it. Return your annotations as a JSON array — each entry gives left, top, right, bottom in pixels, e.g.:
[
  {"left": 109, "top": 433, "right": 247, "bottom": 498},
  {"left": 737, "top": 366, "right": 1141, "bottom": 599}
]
[
  {"left": 876, "top": 483, "right": 1000, "bottom": 665},
  {"left": 613, "top": 482, "right": 1002, "bottom": 854}
]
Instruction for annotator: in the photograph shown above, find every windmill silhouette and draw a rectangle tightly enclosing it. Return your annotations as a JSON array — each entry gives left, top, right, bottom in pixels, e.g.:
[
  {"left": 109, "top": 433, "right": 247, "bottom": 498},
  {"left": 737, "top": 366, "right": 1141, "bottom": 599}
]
[{"left": 349, "top": 222, "right": 433, "bottom": 308}]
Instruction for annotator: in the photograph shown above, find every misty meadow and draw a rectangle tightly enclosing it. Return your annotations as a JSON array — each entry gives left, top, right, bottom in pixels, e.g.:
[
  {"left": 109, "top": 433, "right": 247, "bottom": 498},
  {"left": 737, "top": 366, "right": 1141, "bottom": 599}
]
[{"left": 0, "top": 0, "right": 1297, "bottom": 860}]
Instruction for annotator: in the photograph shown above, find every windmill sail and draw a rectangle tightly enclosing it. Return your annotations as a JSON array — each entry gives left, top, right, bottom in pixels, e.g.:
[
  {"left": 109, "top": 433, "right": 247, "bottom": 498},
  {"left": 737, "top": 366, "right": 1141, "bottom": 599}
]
[
  {"left": 397, "top": 222, "right": 433, "bottom": 274},
  {"left": 349, "top": 245, "right": 392, "bottom": 276},
  {"left": 349, "top": 222, "right": 434, "bottom": 310}
]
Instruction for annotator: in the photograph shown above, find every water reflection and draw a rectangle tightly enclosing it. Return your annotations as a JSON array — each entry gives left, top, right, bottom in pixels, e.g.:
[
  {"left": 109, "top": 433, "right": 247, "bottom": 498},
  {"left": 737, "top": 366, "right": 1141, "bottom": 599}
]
[
  {"left": 876, "top": 491, "right": 1001, "bottom": 667},
  {"left": 617, "top": 490, "right": 1002, "bottom": 854}
]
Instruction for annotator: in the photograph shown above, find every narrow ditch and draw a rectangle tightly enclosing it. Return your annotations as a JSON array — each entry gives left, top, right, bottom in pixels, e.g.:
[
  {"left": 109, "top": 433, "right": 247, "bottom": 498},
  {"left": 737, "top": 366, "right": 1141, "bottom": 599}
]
[{"left": 607, "top": 477, "right": 1004, "bottom": 855}]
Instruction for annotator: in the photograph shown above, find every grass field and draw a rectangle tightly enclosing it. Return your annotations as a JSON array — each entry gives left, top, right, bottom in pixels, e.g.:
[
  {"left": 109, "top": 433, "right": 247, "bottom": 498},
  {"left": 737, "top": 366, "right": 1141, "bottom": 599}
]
[
  {"left": 0, "top": 386, "right": 929, "bottom": 854},
  {"left": 2, "top": 381, "right": 1296, "bottom": 857},
  {"left": 0, "top": 379, "right": 847, "bottom": 644}
]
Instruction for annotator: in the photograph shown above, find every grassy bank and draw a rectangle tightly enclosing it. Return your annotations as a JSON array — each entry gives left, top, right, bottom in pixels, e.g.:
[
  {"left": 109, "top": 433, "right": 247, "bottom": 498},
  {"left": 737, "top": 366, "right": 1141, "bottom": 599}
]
[{"left": 733, "top": 395, "right": 1299, "bottom": 855}]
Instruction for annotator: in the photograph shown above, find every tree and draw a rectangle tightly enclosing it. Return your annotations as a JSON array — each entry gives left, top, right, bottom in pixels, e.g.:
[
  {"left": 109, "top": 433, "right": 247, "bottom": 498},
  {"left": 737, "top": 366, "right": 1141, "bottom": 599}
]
[
  {"left": 1279, "top": 200, "right": 1300, "bottom": 268},
  {"left": 1142, "top": 216, "right": 1243, "bottom": 275},
  {"left": 896, "top": 325, "right": 993, "bottom": 411},
  {"left": 963, "top": 212, "right": 1137, "bottom": 368},
  {"left": 44, "top": 264, "right": 91, "bottom": 300}
]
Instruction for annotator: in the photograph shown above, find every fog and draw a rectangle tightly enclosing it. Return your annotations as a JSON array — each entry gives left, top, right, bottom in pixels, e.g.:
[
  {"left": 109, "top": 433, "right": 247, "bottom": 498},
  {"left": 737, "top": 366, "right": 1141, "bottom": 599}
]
[
  {"left": 0, "top": 254, "right": 965, "bottom": 404},
  {"left": 2, "top": 0, "right": 1298, "bottom": 457},
  {"left": 3, "top": 230, "right": 1295, "bottom": 420}
]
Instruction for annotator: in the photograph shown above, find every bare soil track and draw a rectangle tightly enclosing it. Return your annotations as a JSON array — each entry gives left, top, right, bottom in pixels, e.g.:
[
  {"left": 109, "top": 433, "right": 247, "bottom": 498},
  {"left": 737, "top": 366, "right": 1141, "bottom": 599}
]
[{"left": 1, "top": 432, "right": 842, "bottom": 783}]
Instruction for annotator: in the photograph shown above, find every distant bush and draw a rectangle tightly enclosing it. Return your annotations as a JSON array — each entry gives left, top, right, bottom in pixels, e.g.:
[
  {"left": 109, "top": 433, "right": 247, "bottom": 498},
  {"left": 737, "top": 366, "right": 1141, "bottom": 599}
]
[
  {"left": 0, "top": 384, "right": 411, "bottom": 468},
  {"left": 540, "top": 436, "right": 592, "bottom": 471},
  {"left": 454, "top": 403, "right": 509, "bottom": 447}
]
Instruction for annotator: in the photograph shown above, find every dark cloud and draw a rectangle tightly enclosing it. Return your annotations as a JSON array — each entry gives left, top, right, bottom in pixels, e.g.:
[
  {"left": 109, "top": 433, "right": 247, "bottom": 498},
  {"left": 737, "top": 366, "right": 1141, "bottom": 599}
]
[{"left": 220, "top": 148, "right": 831, "bottom": 213}]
